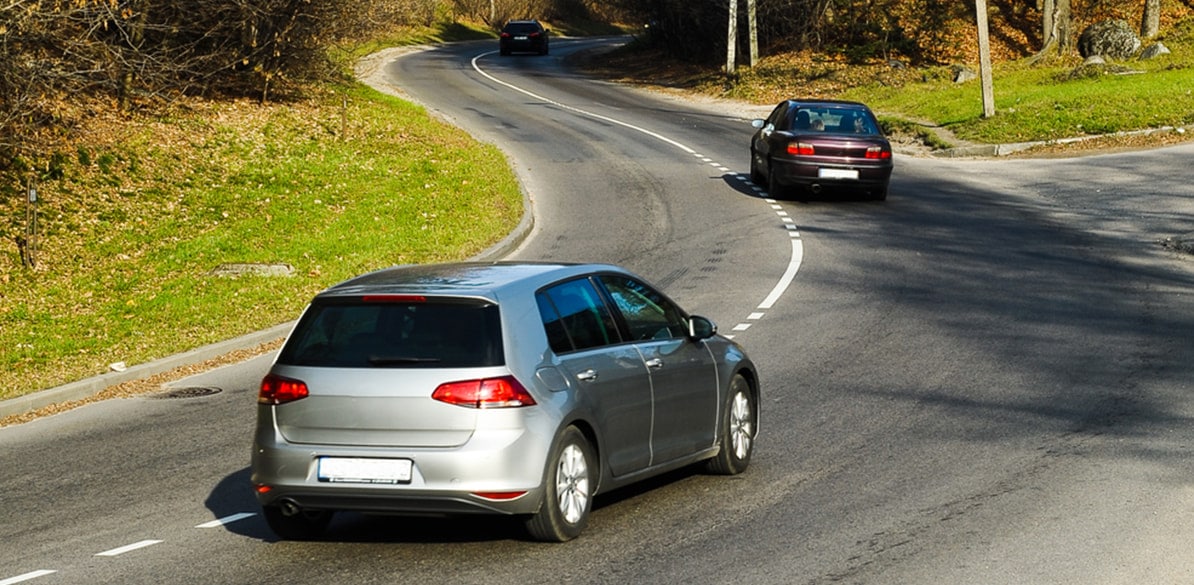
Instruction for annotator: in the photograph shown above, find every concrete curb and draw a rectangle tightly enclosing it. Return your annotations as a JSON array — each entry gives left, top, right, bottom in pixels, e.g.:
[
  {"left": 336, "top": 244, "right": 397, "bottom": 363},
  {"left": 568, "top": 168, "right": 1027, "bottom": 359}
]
[
  {"left": 932, "top": 126, "right": 1189, "bottom": 158},
  {"left": 0, "top": 323, "right": 294, "bottom": 419}
]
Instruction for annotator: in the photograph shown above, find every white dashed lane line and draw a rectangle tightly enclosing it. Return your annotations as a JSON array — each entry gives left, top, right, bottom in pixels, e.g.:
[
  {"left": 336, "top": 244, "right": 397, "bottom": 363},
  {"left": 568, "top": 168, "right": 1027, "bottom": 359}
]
[
  {"left": 196, "top": 512, "right": 257, "bottom": 528},
  {"left": 1, "top": 512, "right": 259, "bottom": 584},
  {"left": 0, "top": 571, "right": 57, "bottom": 585},
  {"left": 95, "top": 539, "right": 163, "bottom": 557}
]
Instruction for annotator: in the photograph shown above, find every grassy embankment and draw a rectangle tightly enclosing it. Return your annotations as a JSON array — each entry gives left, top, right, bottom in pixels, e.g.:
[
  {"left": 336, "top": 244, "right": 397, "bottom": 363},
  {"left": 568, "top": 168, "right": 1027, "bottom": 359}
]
[
  {"left": 0, "top": 22, "right": 520, "bottom": 402},
  {"left": 3, "top": 17, "right": 1193, "bottom": 405}
]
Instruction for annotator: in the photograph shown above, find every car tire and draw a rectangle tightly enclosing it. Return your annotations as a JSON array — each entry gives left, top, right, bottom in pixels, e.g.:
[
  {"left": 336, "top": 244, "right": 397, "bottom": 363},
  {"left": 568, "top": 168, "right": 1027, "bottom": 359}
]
[
  {"left": 262, "top": 505, "right": 333, "bottom": 541},
  {"left": 749, "top": 152, "right": 765, "bottom": 186},
  {"left": 525, "top": 426, "right": 594, "bottom": 542},
  {"left": 872, "top": 184, "right": 889, "bottom": 201},
  {"left": 705, "top": 374, "right": 755, "bottom": 475},
  {"left": 766, "top": 160, "right": 787, "bottom": 199}
]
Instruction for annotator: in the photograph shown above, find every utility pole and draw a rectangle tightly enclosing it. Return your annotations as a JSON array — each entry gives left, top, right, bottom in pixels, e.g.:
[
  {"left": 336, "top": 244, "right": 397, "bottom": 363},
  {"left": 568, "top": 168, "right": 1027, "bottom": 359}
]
[
  {"left": 726, "top": 0, "right": 738, "bottom": 73},
  {"left": 976, "top": 0, "right": 996, "bottom": 117},
  {"left": 748, "top": 0, "right": 758, "bottom": 67}
]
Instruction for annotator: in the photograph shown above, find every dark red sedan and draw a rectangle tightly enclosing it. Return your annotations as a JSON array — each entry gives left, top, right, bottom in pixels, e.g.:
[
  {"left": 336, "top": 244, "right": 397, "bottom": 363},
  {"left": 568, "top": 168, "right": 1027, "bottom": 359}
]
[{"left": 749, "top": 99, "right": 893, "bottom": 200}]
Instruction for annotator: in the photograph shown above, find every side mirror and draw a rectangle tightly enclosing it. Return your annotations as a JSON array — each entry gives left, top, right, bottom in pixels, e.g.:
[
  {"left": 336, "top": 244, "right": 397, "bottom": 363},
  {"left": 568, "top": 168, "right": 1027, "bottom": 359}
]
[
  {"left": 687, "top": 315, "right": 718, "bottom": 340},
  {"left": 751, "top": 119, "right": 765, "bottom": 129}
]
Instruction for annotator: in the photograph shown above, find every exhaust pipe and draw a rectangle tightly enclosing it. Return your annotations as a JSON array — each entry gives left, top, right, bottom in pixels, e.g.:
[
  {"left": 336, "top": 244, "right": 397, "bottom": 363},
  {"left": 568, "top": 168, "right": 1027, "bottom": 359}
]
[
  {"left": 810, "top": 183, "right": 822, "bottom": 194},
  {"left": 279, "top": 498, "right": 302, "bottom": 517}
]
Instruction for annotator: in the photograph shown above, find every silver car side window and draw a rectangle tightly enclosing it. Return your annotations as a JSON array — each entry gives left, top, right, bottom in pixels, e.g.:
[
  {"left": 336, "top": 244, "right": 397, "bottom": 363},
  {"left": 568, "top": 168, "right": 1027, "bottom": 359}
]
[
  {"left": 597, "top": 276, "right": 687, "bottom": 341},
  {"left": 537, "top": 279, "right": 619, "bottom": 353}
]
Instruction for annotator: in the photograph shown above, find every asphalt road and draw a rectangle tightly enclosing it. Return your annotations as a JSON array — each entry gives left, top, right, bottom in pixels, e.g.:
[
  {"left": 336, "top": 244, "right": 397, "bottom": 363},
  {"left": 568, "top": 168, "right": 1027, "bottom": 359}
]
[{"left": 2, "top": 37, "right": 1192, "bottom": 585}]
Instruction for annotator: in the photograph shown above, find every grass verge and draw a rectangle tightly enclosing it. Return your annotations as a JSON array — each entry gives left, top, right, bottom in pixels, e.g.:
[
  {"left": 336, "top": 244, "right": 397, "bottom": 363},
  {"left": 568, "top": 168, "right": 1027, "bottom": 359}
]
[{"left": 0, "top": 80, "right": 522, "bottom": 402}]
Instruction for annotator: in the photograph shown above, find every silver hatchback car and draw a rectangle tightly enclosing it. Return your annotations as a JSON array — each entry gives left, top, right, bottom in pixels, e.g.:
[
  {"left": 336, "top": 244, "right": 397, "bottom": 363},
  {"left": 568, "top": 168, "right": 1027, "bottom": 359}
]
[{"left": 251, "top": 262, "right": 759, "bottom": 541}]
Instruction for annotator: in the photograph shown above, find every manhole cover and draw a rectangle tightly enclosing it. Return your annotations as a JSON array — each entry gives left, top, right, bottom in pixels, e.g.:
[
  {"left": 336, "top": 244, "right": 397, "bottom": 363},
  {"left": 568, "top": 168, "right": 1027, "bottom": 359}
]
[{"left": 153, "top": 386, "right": 223, "bottom": 399}]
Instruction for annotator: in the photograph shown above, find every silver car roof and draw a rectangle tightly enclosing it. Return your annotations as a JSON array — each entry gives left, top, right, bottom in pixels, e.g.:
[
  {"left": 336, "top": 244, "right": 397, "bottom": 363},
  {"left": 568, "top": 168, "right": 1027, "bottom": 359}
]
[{"left": 316, "top": 262, "right": 629, "bottom": 300}]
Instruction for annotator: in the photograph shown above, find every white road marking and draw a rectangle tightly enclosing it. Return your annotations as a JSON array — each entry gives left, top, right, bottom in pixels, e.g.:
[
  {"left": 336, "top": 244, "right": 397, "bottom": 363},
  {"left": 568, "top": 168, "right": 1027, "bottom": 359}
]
[
  {"left": 472, "top": 52, "right": 805, "bottom": 333},
  {"left": 95, "top": 540, "right": 162, "bottom": 557},
  {"left": 0, "top": 571, "right": 57, "bottom": 585},
  {"left": 196, "top": 512, "right": 257, "bottom": 528}
]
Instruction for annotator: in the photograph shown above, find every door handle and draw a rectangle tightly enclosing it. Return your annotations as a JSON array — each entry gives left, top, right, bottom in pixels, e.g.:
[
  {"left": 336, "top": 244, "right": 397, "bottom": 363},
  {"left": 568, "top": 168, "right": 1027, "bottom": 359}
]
[
  {"left": 576, "top": 369, "right": 598, "bottom": 382},
  {"left": 644, "top": 358, "right": 663, "bottom": 370}
]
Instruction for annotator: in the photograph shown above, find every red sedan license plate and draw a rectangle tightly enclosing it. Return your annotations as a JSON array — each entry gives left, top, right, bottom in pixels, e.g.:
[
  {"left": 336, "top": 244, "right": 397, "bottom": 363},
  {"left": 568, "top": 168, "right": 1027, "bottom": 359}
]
[{"left": 819, "top": 168, "right": 859, "bottom": 180}]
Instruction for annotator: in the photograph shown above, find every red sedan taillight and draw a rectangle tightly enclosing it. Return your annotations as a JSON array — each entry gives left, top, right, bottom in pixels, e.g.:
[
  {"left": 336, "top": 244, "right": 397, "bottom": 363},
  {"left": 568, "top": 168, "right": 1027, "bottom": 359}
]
[
  {"left": 865, "top": 145, "right": 892, "bottom": 159},
  {"left": 259, "top": 374, "right": 309, "bottom": 405},
  {"left": 786, "top": 141, "right": 815, "bottom": 155},
  {"left": 432, "top": 376, "right": 536, "bottom": 409}
]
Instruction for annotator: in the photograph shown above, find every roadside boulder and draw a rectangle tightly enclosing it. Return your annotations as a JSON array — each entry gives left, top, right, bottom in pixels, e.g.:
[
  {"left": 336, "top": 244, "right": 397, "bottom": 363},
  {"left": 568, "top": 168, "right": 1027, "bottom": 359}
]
[
  {"left": 951, "top": 64, "right": 977, "bottom": 83},
  {"left": 1140, "top": 42, "right": 1171, "bottom": 60},
  {"left": 1078, "top": 19, "right": 1141, "bottom": 59}
]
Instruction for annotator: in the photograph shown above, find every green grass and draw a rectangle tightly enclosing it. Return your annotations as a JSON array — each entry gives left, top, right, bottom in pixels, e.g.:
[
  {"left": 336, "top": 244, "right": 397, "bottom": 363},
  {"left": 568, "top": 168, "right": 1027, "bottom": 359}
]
[
  {"left": 853, "top": 18, "right": 1194, "bottom": 144},
  {"left": 846, "top": 58, "right": 1194, "bottom": 144},
  {"left": 0, "top": 82, "right": 522, "bottom": 401}
]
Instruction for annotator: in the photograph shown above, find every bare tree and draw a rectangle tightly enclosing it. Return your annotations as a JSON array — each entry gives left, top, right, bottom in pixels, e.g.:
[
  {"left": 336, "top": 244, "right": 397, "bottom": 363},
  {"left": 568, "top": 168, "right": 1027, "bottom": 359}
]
[{"left": 1141, "top": 0, "right": 1161, "bottom": 38}]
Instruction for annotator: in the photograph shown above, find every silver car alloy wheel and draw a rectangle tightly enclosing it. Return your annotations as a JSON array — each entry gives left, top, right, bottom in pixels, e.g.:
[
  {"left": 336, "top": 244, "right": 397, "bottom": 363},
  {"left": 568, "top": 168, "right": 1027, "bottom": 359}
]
[
  {"left": 556, "top": 443, "right": 590, "bottom": 524},
  {"left": 729, "top": 390, "right": 754, "bottom": 460}
]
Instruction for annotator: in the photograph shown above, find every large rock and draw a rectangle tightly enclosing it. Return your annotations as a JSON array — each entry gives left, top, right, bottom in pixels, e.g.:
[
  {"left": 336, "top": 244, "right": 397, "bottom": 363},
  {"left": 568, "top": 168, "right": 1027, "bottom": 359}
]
[
  {"left": 1140, "top": 42, "right": 1171, "bottom": 59},
  {"left": 951, "top": 64, "right": 977, "bottom": 83},
  {"left": 1078, "top": 19, "right": 1141, "bottom": 59}
]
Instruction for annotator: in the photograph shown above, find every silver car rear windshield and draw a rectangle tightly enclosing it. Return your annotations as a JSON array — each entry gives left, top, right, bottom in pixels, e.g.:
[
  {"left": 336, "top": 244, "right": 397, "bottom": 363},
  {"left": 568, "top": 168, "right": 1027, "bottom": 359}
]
[{"left": 278, "top": 298, "right": 503, "bottom": 368}]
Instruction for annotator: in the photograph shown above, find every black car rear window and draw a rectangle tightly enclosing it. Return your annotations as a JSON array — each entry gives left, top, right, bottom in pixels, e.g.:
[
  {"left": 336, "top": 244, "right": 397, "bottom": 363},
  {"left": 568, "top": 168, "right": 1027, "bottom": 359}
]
[
  {"left": 504, "top": 22, "right": 541, "bottom": 34},
  {"left": 278, "top": 298, "right": 503, "bottom": 368}
]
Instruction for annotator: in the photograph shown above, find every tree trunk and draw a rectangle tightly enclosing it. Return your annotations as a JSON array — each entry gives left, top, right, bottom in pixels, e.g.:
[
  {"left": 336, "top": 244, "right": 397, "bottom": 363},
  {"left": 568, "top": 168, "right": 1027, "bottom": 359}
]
[
  {"left": 1056, "top": 0, "right": 1072, "bottom": 52},
  {"left": 1141, "top": 0, "right": 1161, "bottom": 38},
  {"left": 118, "top": 0, "right": 147, "bottom": 111},
  {"left": 1032, "top": 0, "right": 1071, "bottom": 61},
  {"left": 1041, "top": 0, "right": 1055, "bottom": 50}
]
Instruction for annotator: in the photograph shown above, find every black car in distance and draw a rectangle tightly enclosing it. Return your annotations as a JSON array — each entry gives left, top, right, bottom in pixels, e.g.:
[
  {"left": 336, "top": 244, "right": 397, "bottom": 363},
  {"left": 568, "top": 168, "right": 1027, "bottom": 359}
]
[{"left": 499, "top": 19, "right": 549, "bottom": 56}]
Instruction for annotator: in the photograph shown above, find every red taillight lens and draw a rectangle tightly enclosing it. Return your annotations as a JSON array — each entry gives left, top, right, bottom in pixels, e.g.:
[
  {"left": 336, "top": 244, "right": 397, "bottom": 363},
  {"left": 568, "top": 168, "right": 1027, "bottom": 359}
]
[
  {"left": 500, "top": 32, "right": 511, "bottom": 38},
  {"left": 865, "top": 145, "right": 892, "bottom": 159},
  {"left": 259, "top": 374, "right": 309, "bottom": 405},
  {"left": 432, "top": 376, "right": 536, "bottom": 409},
  {"left": 787, "top": 141, "right": 815, "bottom": 155}
]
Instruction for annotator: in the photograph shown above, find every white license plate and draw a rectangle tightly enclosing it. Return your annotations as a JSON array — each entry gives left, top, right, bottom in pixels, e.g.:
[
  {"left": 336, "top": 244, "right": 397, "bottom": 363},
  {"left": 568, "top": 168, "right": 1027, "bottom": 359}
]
[
  {"left": 318, "top": 457, "right": 413, "bottom": 484},
  {"left": 515, "top": 35, "right": 529, "bottom": 40},
  {"left": 819, "top": 168, "right": 859, "bottom": 180}
]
